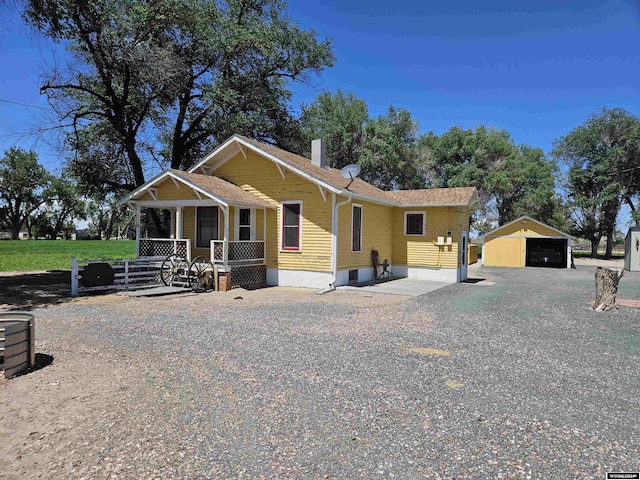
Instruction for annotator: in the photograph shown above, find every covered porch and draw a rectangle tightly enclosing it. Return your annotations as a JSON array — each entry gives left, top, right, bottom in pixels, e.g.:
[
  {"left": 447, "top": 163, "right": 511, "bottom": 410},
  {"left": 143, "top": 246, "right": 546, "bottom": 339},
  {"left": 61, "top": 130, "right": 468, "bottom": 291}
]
[
  {"left": 119, "top": 169, "right": 275, "bottom": 288},
  {"left": 132, "top": 201, "right": 270, "bottom": 267}
]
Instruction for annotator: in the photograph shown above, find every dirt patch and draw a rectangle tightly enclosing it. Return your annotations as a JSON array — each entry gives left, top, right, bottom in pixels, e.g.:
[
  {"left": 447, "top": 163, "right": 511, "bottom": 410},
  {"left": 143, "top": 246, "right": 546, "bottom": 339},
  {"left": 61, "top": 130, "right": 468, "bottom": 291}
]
[
  {"left": 0, "top": 271, "right": 72, "bottom": 311},
  {"left": 573, "top": 257, "right": 624, "bottom": 268},
  {"left": 1, "top": 337, "right": 153, "bottom": 479},
  {"left": 0, "top": 287, "right": 409, "bottom": 479},
  {"left": 2, "top": 269, "right": 637, "bottom": 479}
]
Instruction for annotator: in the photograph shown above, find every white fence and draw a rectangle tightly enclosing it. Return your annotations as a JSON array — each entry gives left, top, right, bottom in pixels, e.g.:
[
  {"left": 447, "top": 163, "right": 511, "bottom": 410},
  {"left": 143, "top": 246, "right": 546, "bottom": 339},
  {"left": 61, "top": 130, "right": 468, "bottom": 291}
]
[
  {"left": 71, "top": 257, "right": 166, "bottom": 297},
  {"left": 211, "top": 240, "right": 265, "bottom": 265}
]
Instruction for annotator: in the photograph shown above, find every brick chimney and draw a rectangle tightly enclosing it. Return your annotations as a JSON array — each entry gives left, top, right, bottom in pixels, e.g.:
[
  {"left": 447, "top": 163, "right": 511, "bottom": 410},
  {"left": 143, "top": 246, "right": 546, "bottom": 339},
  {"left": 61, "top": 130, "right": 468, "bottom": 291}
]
[{"left": 311, "top": 139, "right": 325, "bottom": 168}]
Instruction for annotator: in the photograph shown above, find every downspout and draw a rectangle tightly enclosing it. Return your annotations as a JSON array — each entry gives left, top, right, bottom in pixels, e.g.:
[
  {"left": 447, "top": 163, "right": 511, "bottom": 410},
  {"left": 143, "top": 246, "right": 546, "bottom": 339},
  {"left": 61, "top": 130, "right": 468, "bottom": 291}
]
[{"left": 329, "top": 192, "right": 352, "bottom": 288}]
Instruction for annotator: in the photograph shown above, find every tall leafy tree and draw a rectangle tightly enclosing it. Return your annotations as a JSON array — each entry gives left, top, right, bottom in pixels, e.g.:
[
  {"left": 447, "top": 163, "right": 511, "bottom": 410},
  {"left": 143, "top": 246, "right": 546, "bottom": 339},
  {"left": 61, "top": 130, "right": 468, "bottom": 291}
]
[
  {"left": 487, "top": 146, "right": 565, "bottom": 228},
  {"left": 0, "top": 147, "right": 52, "bottom": 239},
  {"left": 40, "top": 174, "right": 86, "bottom": 238},
  {"left": 359, "top": 106, "right": 423, "bottom": 190},
  {"left": 23, "top": 0, "right": 335, "bottom": 195},
  {"left": 422, "top": 126, "right": 513, "bottom": 213},
  {"left": 424, "top": 126, "right": 564, "bottom": 233},
  {"left": 552, "top": 107, "right": 640, "bottom": 257},
  {"left": 299, "top": 89, "right": 368, "bottom": 169},
  {"left": 85, "top": 195, "right": 131, "bottom": 239}
]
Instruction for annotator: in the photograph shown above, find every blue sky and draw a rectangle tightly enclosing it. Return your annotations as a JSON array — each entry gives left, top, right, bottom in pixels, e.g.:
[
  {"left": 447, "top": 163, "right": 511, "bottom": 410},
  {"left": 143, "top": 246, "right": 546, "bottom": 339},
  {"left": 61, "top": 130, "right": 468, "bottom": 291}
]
[
  {"left": 289, "top": 0, "right": 640, "bottom": 154},
  {"left": 1, "top": 0, "right": 640, "bottom": 183}
]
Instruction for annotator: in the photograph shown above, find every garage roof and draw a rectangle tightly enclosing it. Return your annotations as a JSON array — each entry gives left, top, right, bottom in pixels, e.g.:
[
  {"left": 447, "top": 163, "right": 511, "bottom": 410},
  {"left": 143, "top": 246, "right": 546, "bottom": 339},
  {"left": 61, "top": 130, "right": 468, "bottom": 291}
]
[{"left": 482, "top": 216, "right": 574, "bottom": 240}]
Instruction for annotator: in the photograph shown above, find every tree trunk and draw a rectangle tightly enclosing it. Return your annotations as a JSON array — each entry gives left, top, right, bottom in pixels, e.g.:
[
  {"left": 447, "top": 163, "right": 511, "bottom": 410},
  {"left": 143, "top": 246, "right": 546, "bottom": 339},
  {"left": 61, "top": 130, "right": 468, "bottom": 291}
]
[
  {"left": 147, "top": 209, "right": 168, "bottom": 237},
  {"left": 594, "top": 267, "right": 624, "bottom": 311},
  {"left": 605, "top": 233, "right": 614, "bottom": 258},
  {"left": 590, "top": 238, "right": 599, "bottom": 257}
]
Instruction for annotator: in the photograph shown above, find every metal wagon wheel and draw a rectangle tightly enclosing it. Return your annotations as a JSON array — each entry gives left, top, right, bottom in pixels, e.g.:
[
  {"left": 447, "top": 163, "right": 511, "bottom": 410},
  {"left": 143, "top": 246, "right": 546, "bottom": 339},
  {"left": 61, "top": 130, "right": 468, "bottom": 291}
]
[
  {"left": 160, "top": 254, "right": 189, "bottom": 287},
  {"left": 188, "top": 256, "right": 215, "bottom": 293}
]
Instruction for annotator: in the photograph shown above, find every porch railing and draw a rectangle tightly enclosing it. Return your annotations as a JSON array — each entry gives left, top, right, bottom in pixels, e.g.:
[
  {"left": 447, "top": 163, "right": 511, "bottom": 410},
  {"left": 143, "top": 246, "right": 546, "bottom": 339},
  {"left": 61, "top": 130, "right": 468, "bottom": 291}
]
[
  {"left": 211, "top": 240, "right": 265, "bottom": 265},
  {"left": 138, "top": 238, "right": 191, "bottom": 261}
]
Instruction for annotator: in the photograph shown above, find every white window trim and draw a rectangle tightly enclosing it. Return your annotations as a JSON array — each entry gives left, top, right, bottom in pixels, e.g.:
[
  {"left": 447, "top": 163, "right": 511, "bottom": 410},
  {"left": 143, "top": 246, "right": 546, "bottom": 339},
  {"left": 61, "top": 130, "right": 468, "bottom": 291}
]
[
  {"left": 404, "top": 210, "right": 426, "bottom": 236},
  {"left": 234, "top": 207, "right": 256, "bottom": 241},
  {"left": 280, "top": 200, "right": 303, "bottom": 252},
  {"left": 351, "top": 203, "right": 363, "bottom": 252},
  {"left": 194, "top": 206, "right": 221, "bottom": 249}
]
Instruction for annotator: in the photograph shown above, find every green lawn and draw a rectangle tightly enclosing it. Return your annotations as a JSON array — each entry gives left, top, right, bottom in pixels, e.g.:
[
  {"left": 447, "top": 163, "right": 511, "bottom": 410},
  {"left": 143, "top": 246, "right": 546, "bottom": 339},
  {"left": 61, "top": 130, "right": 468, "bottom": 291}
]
[{"left": 0, "top": 240, "right": 137, "bottom": 272}]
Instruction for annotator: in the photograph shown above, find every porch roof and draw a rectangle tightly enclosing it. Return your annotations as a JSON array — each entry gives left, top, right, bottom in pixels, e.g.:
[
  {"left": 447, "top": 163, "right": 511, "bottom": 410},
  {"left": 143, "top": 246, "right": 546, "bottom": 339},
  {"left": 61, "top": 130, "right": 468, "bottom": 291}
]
[{"left": 119, "top": 169, "right": 275, "bottom": 209}]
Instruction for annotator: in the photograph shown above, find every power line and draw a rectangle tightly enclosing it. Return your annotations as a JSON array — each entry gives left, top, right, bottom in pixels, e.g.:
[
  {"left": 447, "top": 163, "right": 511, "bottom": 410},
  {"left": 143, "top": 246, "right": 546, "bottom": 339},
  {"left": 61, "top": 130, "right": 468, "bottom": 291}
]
[{"left": 0, "top": 99, "right": 50, "bottom": 111}]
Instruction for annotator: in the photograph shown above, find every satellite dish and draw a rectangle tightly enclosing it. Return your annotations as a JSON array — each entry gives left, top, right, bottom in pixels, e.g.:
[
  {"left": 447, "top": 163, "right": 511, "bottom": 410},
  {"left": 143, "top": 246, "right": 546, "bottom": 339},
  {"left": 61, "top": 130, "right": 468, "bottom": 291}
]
[
  {"left": 340, "top": 164, "right": 361, "bottom": 190},
  {"left": 340, "top": 164, "right": 361, "bottom": 179}
]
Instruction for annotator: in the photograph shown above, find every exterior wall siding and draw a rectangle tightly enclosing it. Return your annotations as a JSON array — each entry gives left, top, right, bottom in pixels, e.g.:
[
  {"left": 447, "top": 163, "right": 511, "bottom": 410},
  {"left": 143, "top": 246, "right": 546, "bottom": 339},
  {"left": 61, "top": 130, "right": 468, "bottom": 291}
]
[
  {"left": 483, "top": 237, "right": 525, "bottom": 267},
  {"left": 214, "top": 151, "right": 332, "bottom": 272},
  {"left": 138, "top": 177, "right": 200, "bottom": 201},
  {"left": 391, "top": 206, "right": 468, "bottom": 269},
  {"left": 336, "top": 198, "right": 393, "bottom": 272}
]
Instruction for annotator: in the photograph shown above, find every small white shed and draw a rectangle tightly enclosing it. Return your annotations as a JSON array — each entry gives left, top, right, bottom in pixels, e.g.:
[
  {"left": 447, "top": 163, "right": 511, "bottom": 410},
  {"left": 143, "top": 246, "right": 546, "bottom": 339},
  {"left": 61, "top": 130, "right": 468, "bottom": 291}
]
[{"left": 624, "top": 227, "right": 640, "bottom": 271}]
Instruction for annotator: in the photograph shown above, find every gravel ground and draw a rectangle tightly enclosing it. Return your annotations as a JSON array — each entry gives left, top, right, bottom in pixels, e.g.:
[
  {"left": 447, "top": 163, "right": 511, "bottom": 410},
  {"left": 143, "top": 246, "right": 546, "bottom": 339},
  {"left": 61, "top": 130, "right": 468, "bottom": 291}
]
[{"left": 1, "top": 264, "right": 639, "bottom": 479}]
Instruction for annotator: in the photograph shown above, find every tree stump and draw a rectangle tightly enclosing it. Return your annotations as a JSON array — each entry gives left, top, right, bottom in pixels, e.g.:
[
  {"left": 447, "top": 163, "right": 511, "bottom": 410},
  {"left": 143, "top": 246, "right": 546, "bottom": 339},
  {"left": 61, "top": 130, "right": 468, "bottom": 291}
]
[{"left": 594, "top": 267, "right": 624, "bottom": 311}]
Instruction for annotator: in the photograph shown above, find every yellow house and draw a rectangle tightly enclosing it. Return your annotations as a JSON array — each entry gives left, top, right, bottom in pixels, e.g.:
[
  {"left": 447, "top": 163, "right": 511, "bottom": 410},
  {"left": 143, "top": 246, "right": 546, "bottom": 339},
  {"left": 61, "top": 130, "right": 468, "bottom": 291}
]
[
  {"left": 118, "top": 135, "right": 478, "bottom": 289},
  {"left": 482, "top": 216, "right": 573, "bottom": 268}
]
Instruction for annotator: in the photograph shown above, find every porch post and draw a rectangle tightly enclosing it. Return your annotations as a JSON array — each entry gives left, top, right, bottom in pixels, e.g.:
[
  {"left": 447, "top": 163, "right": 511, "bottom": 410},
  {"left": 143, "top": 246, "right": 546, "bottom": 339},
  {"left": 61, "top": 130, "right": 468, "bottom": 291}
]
[
  {"left": 263, "top": 207, "right": 267, "bottom": 262},
  {"left": 169, "top": 209, "right": 175, "bottom": 239},
  {"left": 223, "top": 206, "right": 229, "bottom": 264},
  {"left": 135, "top": 203, "right": 141, "bottom": 257},
  {"left": 176, "top": 207, "right": 183, "bottom": 239}
]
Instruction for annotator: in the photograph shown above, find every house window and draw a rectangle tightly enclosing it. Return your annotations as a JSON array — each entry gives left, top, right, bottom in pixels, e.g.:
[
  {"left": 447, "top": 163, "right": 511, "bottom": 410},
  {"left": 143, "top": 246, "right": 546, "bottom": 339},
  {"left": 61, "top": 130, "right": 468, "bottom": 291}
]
[
  {"left": 281, "top": 201, "right": 302, "bottom": 250},
  {"left": 196, "top": 206, "right": 218, "bottom": 248},
  {"left": 404, "top": 211, "right": 426, "bottom": 236},
  {"left": 352, "top": 204, "right": 362, "bottom": 252},
  {"left": 349, "top": 269, "right": 358, "bottom": 283},
  {"left": 238, "top": 208, "right": 251, "bottom": 241}
]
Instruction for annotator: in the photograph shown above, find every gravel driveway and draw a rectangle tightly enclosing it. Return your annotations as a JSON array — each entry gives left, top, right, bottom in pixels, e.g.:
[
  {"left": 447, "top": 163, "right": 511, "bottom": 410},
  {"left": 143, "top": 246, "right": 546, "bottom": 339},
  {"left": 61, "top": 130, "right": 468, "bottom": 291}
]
[{"left": 2, "top": 264, "right": 639, "bottom": 479}]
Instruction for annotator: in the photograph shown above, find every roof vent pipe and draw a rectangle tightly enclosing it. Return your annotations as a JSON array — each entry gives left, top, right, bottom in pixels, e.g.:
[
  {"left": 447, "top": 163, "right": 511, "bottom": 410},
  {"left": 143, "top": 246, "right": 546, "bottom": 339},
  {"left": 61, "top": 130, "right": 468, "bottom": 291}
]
[{"left": 311, "top": 139, "right": 325, "bottom": 168}]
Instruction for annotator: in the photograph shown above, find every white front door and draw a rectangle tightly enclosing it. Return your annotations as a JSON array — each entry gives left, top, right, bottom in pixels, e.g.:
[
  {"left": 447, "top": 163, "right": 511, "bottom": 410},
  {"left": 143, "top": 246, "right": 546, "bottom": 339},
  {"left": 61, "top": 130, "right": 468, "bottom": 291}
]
[{"left": 459, "top": 230, "right": 468, "bottom": 282}]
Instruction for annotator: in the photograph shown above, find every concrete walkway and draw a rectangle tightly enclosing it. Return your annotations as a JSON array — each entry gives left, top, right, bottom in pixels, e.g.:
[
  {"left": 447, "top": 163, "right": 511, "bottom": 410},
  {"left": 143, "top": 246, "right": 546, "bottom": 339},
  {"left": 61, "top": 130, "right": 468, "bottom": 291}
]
[{"left": 336, "top": 277, "right": 455, "bottom": 297}]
